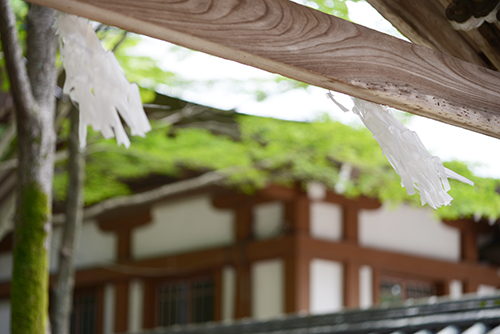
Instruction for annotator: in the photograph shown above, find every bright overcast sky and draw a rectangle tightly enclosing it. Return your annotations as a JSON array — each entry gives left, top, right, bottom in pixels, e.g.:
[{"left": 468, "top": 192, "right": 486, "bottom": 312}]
[{"left": 134, "top": 1, "right": 500, "bottom": 179}]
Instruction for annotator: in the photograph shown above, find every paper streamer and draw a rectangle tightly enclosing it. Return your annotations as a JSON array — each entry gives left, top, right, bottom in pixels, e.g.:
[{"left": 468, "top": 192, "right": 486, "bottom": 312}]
[
  {"left": 55, "top": 13, "right": 151, "bottom": 148},
  {"left": 327, "top": 92, "right": 473, "bottom": 209}
]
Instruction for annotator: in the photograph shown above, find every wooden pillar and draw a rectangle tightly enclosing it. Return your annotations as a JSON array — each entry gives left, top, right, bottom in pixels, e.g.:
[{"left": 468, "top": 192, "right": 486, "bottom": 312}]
[
  {"left": 214, "top": 268, "right": 223, "bottom": 322},
  {"left": 234, "top": 201, "right": 253, "bottom": 319},
  {"left": 294, "top": 194, "right": 310, "bottom": 236},
  {"left": 436, "top": 280, "right": 451, "bottom": 296},
  {"left": 343, "top": 207, "right": 359, "bottom": 243},
  {"left": 117, "top": 229, "right": 132, "bottom": 262},
  {"left": 114, "top": 281, "right": 129, "bottom": 333},
  {"left": 284, "top": 193, "right": 310, "bottom": 236},
  {"left": 142, "top": 280, "right": 155, "bottom": 329},
  {"left": 98, "top": 208, "right": 152, "bottom": 262},
  {"left": 343, "top": 262, "right": 360, "bottom": 309},
  {"left": 235, "top": 202, "right": 253, "bottom": 241},
  {"left": 461, "top": 228, "right": 479, "bottom": 262},
  {"left": 234, "top": 264, "right": 251, "bottom": 318},
  {"left": 463, "top": 280, "right": 479, "bottom": 294},
  {"left": 283, "top": 190, "right": 311, "bottom": 313},
  {"left": 284, "top": 255, "right": 310, "bottom": 313}
]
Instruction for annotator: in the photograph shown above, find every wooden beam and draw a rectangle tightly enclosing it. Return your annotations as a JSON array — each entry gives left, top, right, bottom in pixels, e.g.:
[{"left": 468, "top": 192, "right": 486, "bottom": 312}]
[
  {"left": 27, "top": 0, "right": 500, "bottom": 138},
  {"left": 365, "top": 0, "right": 491, "bottom": 67}
]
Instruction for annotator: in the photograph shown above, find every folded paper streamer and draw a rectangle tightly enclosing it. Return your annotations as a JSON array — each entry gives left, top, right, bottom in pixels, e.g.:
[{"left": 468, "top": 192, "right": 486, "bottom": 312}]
[
  {"left": 327, "top": 92, "right": 474, "bottom": 209},
  {"left": 55, "top": 13, "right": 151, "bottom": 148}
]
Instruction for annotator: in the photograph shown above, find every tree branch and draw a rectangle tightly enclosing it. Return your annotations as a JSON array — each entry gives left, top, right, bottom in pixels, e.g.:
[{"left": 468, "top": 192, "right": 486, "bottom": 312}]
[
  {"left": 53, "top": 170, "right": 226, "bottom": 224},
  {"left": 0, "top": 194, "right": 14, "bottom": 242},
  {"left": 0, "top": 120, "right": 15, "bottom": 159},
  {"left": 0, "top": 0, "right": 35, "bottom": 120}
]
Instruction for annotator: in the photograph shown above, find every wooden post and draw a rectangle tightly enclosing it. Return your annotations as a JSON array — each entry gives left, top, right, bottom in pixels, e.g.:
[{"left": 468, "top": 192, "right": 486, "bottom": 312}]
[
  {"left": 343, "top": 207, "right": 359, "bottom": 243},
  {"left": 284, "top": 255, "right": 310, "bottom": 313},
  {"left": 114, "top": 281, "right": 129, "bottom": 333},
  {"left": 343, "top": 262, "right": 360, "bottom": 309},
  {"left": 234, "top": 202, "right": 253, "bottom": 318}
]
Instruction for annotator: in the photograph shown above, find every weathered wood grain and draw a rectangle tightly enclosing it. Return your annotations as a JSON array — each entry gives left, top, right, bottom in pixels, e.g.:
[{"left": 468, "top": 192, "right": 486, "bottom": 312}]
[
  {"left": 365, "top": 0, "right": 489, "bottom": 67},
  {"left": 28, "top": 0, "right": 500, "bottom": 139}
]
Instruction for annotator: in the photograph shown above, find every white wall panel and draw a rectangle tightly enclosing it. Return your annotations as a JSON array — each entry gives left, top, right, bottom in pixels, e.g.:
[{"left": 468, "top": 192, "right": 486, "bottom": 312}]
[
  {"left": 359, "top": 205, "right": 460, "bottom": 261},
  {"left": 133, "top": 195, "right": 233, "bottom": 259},
  {"left": 478, "top": 284, "right": 497, "bottom": 296},
  {"left": 222, "top": 266, "right": 236, "bottom": 321},
  {"left": 310, "top": 259, "right": 343, "bottom": 314},
  {"left": 0, "top": 253, "right": 12, "bottom": 282},
  {"left": 449, "top": 280, "right": 463, "bottom": 299},
  {"left": 0, "top": 299, "right": 9, "bottom": 334},
  {"left": 103, "top": 284, "right": 115, "bottom": 334},
  {"left": 359, "top": 265, "right": 373, "bottom": 309},
  {"left": 310, "top": 202, "right": 343, "bottom": 241},
  {"left": 253, "top": 202, "right": 283, "bottom": 240},
  {"left": 251, "top": 259, "right": 284, "bottom": 319},
  {"left": 50, "top": 221, "right": 116, "bottom": 271},
  {"left": 129, "top": 280, "right": 144, "bottom": 332}
]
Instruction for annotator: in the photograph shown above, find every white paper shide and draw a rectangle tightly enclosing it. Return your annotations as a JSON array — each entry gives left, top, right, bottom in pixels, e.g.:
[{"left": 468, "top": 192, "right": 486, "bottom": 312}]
[
  {"left": 327, "top": 93, "right": 474, "bottom": 209},
  {"left": 55, "top": 12, "right": 151, "bottom": 148}
]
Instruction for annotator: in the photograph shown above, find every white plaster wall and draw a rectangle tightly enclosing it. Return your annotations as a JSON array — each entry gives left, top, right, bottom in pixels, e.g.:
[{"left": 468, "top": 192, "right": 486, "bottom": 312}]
[
  {"left": 359, "top": 204, "right": 460, "bottom": 261},
  {"left": 310, "top": 202, "right": 343, "bottom": 241},
  {"left": 253, "top": 202, "right": 283, "bottom": 240},
  {"left": 359, "top": 265, "right": 373, "bottom": 309},
  {"left": 222, "top": 266, "right": 236, "bottom": 321},
  {"left": 103, "top": 284, "right": 115, "bottom": 334},
  {"left": 0, "top": 299, "right": 9, "bottom": 334},
  {"left": 50, "top": 221, "right": 117, "bottom": 271},
  {"left": 251, "top": 259, "right": 284, "bottom": 320},
  {"left": 129, "top": 280, "right": 144, "bottom": 332},
  {"left": 478, "top": 284, "right": 497, "bottom": 296},
  {"left": 450, "top": 280, "right": 463, "bottom": 299},
  {"left": 0, "top": 253, "right": 12, "bottom": 282},
  {"left": 133, "top": 195, "right": 233, "bottom": 259},
  {"left": 49, "top": 227, "right": 62, "bottom": 272},
  {"left": 310, "top": 259, "right": 343, "bottom": 314}
]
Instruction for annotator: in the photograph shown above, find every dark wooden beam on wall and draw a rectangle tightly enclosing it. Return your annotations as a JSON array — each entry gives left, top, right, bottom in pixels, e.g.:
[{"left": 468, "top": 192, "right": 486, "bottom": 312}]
[
  {"left": 27, "top": 0, "right": 500, "bottom": 139},
  {"left": 299, "top": 236, "right": 500, "bottom": 286}
]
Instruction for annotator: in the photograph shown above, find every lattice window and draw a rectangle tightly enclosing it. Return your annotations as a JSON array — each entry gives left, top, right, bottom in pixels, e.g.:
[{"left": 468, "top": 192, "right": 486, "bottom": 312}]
[
  {"left": 379, "top": 276, "right": 436, "bottom": 304},
  {"left": 71, "top": 290, "right": 98, "bottom": 334},
  {"left": 157, "top": 278, "right": 214, "bottom": 327}
]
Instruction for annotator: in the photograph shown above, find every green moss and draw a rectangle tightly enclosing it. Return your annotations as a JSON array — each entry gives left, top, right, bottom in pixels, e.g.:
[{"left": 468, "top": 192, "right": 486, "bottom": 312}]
[{"left": 10, "top": 183, "right": 50, "bottom": 334}]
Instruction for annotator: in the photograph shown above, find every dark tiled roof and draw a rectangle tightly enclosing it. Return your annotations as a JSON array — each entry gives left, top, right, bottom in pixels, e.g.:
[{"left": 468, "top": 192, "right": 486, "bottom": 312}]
[{"left": 140, "top": 293, "right": 500, "bottom": 334}]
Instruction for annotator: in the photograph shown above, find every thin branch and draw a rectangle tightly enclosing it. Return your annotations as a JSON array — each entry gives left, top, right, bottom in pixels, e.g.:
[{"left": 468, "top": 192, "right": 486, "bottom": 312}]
[
  {"left": 111, "top": 30, "right": 128, "bottom": 53},
  {"left": 0, "top": 120, "right": 15, "bottom": 159},
  {"left": 0, "top": 0, "right": 35, "bottom": 119},
  {"left": 53, "top": 170, "right": 227, "bottom": 224},
  {"left": 0, "top": 194, "right": 15, "bottom": 242}
]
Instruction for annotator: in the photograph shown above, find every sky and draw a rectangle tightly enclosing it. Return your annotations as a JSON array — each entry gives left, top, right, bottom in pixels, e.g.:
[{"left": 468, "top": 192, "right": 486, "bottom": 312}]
[{"left": 133, "top": 1, "right": 500, "bottom": 179}]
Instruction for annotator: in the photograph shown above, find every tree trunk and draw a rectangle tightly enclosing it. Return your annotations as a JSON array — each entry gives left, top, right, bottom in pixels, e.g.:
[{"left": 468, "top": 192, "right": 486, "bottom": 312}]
[
  {"left": 51, "top": 107, "right": 85, "bottom": 334},
  {"left": 0, "top": 2, "right": 57, "bottom": 334}
]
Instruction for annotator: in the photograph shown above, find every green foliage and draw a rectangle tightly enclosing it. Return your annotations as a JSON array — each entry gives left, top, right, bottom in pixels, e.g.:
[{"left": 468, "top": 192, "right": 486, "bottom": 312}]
[
  {"left": 52, "top": 111, "right": 500, "bottom": 220},
  {"left": 0, "top": 0, "right": 29, "bottom": 91},
  {"left": 300, "top": 0, "right": 362, "bottom": 21},
  {"left": 437, "top": 161, "right": 500, "bottom": 221}
]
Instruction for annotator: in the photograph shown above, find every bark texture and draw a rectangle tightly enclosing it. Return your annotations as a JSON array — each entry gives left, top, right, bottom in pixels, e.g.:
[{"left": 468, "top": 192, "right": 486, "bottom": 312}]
[
  {"left": 51, "top": 107, "right": 85, "bottom": 334},
  {"left": 0, "top": 2, "right": 57, "bottom": 334}
]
